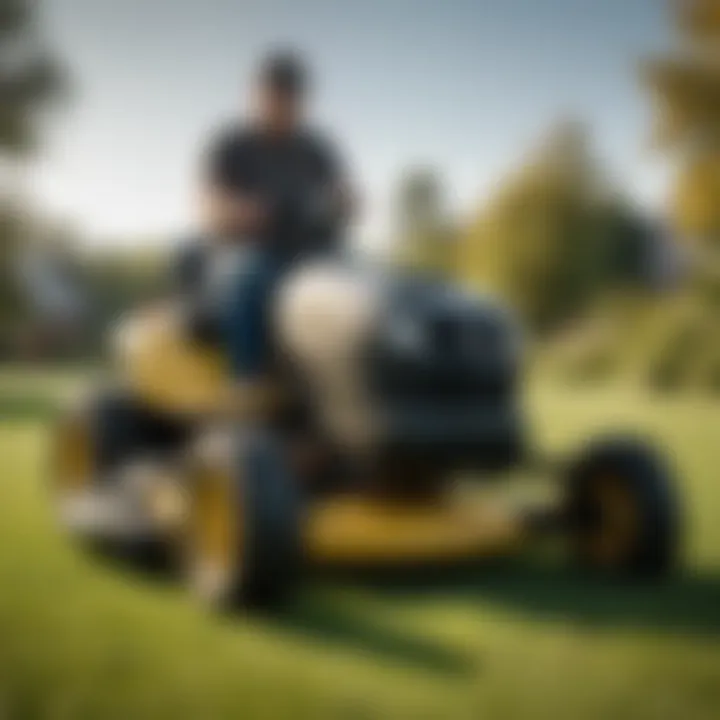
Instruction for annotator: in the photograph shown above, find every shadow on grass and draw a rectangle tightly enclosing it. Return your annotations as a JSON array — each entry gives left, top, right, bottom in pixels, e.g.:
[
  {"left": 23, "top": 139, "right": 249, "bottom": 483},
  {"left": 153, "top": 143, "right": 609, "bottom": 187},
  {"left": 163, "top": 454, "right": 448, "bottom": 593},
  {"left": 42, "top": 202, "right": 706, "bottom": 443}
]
[
  {"left": 92, "top": 539, "right": 720, "bottom": 673},
  {"left": 240, "top": 558, "right": 720, "bottom": 675},
  {"left": 269, "top": 592, "right": 477, "bottom": 678},
  {"left": 90, "top": 544, "right": 475, "bottom": 677},
  {"left": 347, "top": 559, "right": 720, "bottom": 638}
]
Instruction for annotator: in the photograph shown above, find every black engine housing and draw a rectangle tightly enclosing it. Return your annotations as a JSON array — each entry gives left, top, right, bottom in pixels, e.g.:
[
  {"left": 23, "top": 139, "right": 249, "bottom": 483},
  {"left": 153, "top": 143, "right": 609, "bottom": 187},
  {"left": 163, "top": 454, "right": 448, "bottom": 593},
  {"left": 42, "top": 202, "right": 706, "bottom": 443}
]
[{"left": 366, "top": 275, "right": 524, "bottom": 473}]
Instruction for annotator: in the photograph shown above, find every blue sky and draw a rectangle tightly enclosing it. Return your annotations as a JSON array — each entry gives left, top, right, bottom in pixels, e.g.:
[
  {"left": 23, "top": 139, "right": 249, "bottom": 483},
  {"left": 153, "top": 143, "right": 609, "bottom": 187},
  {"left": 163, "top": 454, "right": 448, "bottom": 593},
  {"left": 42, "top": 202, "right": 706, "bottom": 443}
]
[{"left": 36, "top": 0, "right": 672, "bottom": 245}]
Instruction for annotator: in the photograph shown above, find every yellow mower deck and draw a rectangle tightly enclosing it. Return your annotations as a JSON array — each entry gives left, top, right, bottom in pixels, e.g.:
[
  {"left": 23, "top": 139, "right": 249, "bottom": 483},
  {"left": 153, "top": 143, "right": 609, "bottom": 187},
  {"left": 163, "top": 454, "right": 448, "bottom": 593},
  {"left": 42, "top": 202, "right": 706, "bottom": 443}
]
[
  {"left": 304, "top": 495, "right": 526, "bottom": 565},
  {"left": 55, "top": 403, "right": 531, "bottom": 566}
]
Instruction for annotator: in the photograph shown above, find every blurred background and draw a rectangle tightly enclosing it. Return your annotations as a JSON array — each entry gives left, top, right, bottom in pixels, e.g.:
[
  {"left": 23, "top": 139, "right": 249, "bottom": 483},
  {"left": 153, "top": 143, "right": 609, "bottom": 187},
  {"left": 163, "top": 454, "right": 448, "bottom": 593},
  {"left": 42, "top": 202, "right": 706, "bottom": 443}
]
[
  {"left": 2, "top": 0, "right": 719, "bottom": 390},
  {"left": 0, "top": 1, "right": 719, "bottom": 719}
]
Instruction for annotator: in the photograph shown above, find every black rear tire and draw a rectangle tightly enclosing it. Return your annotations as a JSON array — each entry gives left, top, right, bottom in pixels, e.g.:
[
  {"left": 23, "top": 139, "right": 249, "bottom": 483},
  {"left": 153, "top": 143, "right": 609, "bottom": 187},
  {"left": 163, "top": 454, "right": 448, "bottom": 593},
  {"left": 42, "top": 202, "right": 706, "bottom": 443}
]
[
  {"left": 92, "top": 390, "right": 187, "bottom": 477},
  {"left": 53, "top": 388, "right": 187, "bottom": 560},
  {"left": 54, "top": 388, "right": 187, "bottom": 487}
]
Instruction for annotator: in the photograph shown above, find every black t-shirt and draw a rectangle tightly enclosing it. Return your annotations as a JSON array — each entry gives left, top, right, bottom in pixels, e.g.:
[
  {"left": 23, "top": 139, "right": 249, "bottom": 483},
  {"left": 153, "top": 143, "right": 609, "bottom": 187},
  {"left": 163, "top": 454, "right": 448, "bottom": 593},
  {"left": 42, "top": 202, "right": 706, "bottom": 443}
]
[{"left": 205, "top": 124, "right": 344, "bottom": 259}]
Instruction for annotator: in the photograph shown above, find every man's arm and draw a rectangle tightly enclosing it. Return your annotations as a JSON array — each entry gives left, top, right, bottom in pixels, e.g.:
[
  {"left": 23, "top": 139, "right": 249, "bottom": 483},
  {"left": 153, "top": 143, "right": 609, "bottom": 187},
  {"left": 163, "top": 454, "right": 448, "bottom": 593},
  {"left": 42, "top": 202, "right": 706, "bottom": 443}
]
[
  {"left": 200, "top": 186, "right": 266, "bottom": 239},
  {"left": 318, "top": 134, "right": 358, "bottom": 228},
  {"left": 199, "top": 130, "right": 267, "bottom": 240}
]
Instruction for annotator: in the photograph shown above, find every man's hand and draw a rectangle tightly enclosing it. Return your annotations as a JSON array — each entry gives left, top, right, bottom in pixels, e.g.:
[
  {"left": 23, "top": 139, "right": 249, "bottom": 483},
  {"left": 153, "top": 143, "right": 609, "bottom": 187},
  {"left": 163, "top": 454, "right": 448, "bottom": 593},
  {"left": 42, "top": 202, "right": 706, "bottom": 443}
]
[
  {"left": 333, "top": 182, "right": 358, "bottom": 223},
  {"left": 325, "top": 180, "right": 358, "bottom": 226},
  {"left": 201, "top": 186, "right": 268, "bottom": 239}
]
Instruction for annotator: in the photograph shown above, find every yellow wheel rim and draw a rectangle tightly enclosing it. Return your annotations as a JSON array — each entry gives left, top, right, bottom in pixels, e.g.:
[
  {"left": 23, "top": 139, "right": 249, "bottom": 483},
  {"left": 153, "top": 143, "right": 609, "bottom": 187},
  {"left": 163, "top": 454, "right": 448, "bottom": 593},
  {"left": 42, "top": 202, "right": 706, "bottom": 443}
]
[
  {"left": 189, "top": 466, "right": 240, "bottom": 603},
  {"left": 55, "top": 414, "right": 93, "bottom": 494},
  {"left": 583, "top": 474, "right": 639, "bottom": 569}
]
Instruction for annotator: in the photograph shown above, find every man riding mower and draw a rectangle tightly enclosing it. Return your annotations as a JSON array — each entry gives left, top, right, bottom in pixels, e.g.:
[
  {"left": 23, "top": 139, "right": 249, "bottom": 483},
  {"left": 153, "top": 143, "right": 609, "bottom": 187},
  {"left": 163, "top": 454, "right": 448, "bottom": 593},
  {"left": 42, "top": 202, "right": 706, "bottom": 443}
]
[
  {"left": 52, "top": 244, "right": 682, "bottom": 609},
  {"left": 51, "top": 53, "right": 681, "bottom": 611}
]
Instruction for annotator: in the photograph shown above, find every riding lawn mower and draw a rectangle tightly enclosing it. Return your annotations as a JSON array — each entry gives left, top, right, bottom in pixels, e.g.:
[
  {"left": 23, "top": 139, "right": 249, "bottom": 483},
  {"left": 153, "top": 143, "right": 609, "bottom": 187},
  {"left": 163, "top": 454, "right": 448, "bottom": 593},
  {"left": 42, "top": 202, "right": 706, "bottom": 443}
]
[{"left": 52, "top": 256, "right": 681, "bottom": 610}]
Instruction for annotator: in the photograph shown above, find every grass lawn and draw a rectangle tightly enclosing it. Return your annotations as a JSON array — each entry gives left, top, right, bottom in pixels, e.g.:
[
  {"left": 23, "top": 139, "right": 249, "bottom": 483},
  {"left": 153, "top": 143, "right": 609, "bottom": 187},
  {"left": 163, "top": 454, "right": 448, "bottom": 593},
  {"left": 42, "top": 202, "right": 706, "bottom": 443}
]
[{"left": 0, "top": 368, "right": 719, "bottom": 719}]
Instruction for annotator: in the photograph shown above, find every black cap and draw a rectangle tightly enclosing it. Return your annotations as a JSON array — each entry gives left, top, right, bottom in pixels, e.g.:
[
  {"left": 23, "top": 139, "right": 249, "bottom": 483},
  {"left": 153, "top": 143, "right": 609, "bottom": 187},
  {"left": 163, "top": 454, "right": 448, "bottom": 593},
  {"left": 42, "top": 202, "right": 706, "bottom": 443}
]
[{"left": 259, "top": 50, "right": 308, "bottom": 97}]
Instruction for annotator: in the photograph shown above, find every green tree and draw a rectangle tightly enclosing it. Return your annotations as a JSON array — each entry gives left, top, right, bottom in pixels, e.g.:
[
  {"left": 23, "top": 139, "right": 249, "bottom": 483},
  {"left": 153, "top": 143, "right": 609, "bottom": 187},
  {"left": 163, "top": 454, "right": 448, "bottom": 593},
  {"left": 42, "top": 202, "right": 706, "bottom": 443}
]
[
  {"left": 1, "top": 0, "right": 66, "bottom": 334},
  {"left": 394, "top": 166, "right": 456, "bottom": 275},
  {"left": 1, "top": 0, "right": 65, "bottom": 153},
  {"left": 634, "top": 0, "right": 720, "bottom": 392},
  {"left": 458, "top": 121, "right": 622, "bottom": 331},
  {"left": 644, "top": 0, "right": 720, "bottom": 246}
]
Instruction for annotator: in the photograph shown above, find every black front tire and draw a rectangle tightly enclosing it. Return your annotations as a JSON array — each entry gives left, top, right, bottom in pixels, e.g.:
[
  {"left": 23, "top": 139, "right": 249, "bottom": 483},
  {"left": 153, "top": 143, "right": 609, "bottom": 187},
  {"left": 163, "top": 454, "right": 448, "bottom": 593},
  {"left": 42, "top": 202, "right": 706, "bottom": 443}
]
[
  {"left": 564, "top": 436, "right": 681, "bottom": 578},
  {"left": 187, "top": 430, "right": 303, "bottom": 611}
]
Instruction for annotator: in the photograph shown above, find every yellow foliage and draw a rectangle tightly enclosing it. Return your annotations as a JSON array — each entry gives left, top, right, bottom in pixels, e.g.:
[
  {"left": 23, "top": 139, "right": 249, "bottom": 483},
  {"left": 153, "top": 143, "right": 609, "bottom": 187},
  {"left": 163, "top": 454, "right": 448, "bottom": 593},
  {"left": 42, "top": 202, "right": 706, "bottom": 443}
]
[
  {"left": 674, "top": 153, "right": 720, "bottom": 241},
  {"left": 677, "top": 0, "right": 720, "bottom": 40},
  {"left": 537, "top": 288, "right": 720, "bottom": 392},
  {"left": 644, "top": 58, "right": 720, "bottom": 150},
  {"left": 644, "top": 5, "right": 720, "bottom": 243}
]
